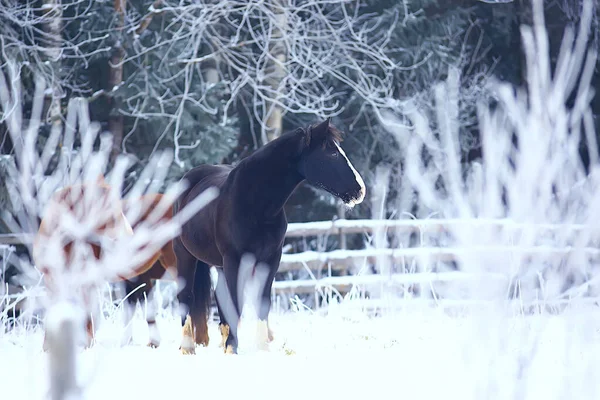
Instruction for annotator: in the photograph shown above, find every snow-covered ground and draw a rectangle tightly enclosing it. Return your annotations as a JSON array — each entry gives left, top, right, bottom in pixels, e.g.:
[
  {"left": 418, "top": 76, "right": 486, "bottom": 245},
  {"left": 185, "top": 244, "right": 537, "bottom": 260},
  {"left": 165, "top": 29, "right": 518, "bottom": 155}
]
[{"left": 2, "top": 300, "right": 600, "bottom": 400}]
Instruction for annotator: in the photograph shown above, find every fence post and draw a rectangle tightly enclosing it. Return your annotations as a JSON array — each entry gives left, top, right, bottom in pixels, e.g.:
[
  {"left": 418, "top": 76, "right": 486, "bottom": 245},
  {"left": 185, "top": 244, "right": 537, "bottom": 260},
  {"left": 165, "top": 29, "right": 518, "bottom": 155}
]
[
  {"left": 336, "top": 202, "right": 347, "bottom": 281},
  {"left": 46, "top": 301, "right": 81, "bottom": 400},
  {"left": 371, "top": 165, "right": 392, "bottom": 305},
  {"left": 337, "top": 202, "right": 347, "bottom": 250},
  {"left": 1, "top": 245, "right": 14, "bottom": 283}
]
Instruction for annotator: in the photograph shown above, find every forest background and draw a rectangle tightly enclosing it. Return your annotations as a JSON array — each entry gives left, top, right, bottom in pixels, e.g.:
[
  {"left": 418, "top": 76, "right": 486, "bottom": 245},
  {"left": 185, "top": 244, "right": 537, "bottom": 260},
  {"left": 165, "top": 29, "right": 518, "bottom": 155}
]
[{"left": 0, "top": 0, "right": 598, "bottom": 233}]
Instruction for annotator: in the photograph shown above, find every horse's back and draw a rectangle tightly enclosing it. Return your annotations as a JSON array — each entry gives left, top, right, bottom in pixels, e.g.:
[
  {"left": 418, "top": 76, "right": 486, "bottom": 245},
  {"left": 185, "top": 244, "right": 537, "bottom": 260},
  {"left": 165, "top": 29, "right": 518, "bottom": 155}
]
[
  {"left": 177, "top": 164, "right": 232, "bottom": 266},
  {"left": 177, "top": 164, "right": 232, "bottom": 211},
  {"left": 123, "top": 192, "right": 173, "bottom": 229}
]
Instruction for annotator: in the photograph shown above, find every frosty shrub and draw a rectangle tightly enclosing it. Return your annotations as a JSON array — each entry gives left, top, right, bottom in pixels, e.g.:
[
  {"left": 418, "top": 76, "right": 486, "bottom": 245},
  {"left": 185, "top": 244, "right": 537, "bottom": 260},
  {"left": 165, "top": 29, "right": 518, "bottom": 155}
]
[
  {"left": 0, "top": 62, "right": 218, "bottom": 399},
  {"left": 382, "top": 0, "right": 600, "bottom": 308}
]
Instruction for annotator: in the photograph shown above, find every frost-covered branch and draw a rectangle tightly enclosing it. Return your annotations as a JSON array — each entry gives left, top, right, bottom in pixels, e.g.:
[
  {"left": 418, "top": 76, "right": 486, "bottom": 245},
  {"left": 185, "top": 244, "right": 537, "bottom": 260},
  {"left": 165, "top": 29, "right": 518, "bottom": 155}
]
[
  {"left": 0, "top": 63, "right": 218, "bottom": 394},
  {"left": 382, "top": 0, "right": 600, "bottom": 303},
  {"left": 158, "top": 0, "right": 397, "bottom": 147},
  {"left": 1, "top": 68, "right": 217, "bottom": 298}
]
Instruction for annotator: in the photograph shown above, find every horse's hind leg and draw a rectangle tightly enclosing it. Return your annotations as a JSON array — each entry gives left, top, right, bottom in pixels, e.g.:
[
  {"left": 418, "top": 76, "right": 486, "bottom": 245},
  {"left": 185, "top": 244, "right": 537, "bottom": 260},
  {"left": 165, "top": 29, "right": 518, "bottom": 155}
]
[
  {"left": 123, "top": 267, "right": 162, "bottom": 348},
  {"left": 174, "top": 237, "right": 198, "bottom": 354},
  {"left": 256, "top": 252, "right": 282, "bottom": 349},
  {"left": 214, "top": 269, "right": 230, "bottom": 350},
  {"left": 192, "top": 261, "right": 212, "bottom": 348},
  {"left": 143, "top": 279, "right": 161, "bottom": 348},
  {"left": 121, "top": 279, "right": 140, "bottom": 346},
  {"left": 221, "top": 254, "right": 244, "bottom": 354},
  {"left": 85, "top": 315, "right": 94, "bottom": 348}
]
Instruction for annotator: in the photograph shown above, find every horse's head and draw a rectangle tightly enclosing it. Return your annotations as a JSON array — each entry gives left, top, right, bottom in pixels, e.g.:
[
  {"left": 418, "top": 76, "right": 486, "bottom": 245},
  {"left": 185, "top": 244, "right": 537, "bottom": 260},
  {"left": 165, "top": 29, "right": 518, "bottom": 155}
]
[
  {"left": 33, "top": 180, "right": 133, "bottom": 274},
  {"left": 298, "top": 118, "right": 366, "bottom": 207}
]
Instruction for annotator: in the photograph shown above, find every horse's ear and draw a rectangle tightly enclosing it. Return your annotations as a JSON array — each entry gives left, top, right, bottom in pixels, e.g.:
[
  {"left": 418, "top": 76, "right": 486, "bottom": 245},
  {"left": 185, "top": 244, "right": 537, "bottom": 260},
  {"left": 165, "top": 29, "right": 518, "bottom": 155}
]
[
  {"left": 314, "top": 117, "right": 330, "bottom": 132},
  {"left": 310, "top": 118, "right": 331, "bottom": 146}
]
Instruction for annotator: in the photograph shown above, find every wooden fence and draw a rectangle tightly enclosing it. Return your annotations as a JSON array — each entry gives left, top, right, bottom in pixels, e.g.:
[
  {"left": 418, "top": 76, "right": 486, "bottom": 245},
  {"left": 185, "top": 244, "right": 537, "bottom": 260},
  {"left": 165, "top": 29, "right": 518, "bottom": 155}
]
[
  {"left": 3, "top": 218, "right": 597, "bottom": 302},
  {"left": 272, "top": 218, "right": 598, "bottom": 299}
]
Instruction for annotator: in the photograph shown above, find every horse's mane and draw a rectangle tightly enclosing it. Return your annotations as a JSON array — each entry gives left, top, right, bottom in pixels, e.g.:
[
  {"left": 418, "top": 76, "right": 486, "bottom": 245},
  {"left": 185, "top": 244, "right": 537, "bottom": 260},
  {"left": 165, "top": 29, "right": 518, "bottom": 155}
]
[
  {"left": 328, "top": 125, "right": 344, "bottom": 144},
  {"left": 303, "top": 122, "right": 344, "bottom": 149},
  {"left": 232, "top": 122, "right": 345, "bottom": 163}
]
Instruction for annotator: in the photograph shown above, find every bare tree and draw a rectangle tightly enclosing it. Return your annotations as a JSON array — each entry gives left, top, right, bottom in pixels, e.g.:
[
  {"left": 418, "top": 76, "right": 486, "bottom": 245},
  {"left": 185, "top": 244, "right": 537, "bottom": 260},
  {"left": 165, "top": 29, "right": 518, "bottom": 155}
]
[
  {"left": 0, "top": 0, "right": 110, "bottom": 114},
  {"left": 109, "top": 0, "right": 127, "bottom": 161},
  {"left": 161, "top": 0, "right": 397, "bottom": 146},
  {"left": 41, "top": 0, "right": 64, "bottom": 128}
]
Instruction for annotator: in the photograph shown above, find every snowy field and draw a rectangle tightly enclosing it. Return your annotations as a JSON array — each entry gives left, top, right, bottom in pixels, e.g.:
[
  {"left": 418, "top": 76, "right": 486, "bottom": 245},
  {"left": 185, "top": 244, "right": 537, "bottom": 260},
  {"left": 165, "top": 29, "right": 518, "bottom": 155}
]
[
  {"left": 1, "top": 1, "right": 598, "bottom": 399},
  {"left": 2, "top": 299, "right": 600, "bottom": 400}
]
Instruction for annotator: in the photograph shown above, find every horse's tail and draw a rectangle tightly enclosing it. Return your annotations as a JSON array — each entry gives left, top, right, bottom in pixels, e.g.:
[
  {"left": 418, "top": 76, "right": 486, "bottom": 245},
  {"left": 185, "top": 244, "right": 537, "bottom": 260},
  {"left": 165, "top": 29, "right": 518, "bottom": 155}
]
[{"left": 193, "top": 261, "right": 212, "bottom": 320}]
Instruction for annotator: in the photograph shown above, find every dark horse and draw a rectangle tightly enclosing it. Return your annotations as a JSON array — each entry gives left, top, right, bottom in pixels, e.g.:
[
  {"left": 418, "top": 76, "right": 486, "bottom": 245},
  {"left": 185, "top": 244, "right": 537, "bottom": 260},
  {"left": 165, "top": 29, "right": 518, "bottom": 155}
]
[{"left": 174, "top": 118, "right": 365, "bottom": 354}]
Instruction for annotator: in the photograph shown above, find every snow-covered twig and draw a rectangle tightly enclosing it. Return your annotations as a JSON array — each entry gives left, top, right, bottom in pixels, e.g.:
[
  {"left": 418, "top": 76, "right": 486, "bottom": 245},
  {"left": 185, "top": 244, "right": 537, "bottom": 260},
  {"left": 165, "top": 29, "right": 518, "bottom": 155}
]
[{"left": 0, "top": 64, "right": 218, "bottom": 396}]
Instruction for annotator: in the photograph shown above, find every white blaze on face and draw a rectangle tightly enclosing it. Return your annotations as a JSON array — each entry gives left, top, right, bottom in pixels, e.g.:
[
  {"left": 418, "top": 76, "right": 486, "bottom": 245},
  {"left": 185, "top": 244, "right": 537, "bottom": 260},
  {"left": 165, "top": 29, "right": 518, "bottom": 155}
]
[{"left": 334, "top": 141, "right": 366, "bottom": 207}]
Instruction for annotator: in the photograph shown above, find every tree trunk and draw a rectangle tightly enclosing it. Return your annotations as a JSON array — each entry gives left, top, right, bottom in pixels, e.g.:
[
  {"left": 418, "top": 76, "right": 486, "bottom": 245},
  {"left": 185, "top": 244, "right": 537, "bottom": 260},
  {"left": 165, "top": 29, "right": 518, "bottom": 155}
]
[
  {"left": 42, "top": 0, "right": 63, "bottom": 129},
  {"left": 109, "top": 0, "right": 126, "bottom": 161},
  {"left": 514, "top": 0, "right": 534, "bottom": 88},
  {"left": 204, "top": 57, "right": 220, "bottom": 86},
  {"left": 264, "top": 0, "right": 287, "bottom": 143}
]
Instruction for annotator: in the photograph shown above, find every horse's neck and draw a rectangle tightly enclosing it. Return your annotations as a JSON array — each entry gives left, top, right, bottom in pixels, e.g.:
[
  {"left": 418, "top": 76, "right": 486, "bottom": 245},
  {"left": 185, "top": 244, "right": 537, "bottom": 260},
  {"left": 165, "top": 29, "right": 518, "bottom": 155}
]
[{"left": 236, "top": 136, "right": 304, "bottom": 218}]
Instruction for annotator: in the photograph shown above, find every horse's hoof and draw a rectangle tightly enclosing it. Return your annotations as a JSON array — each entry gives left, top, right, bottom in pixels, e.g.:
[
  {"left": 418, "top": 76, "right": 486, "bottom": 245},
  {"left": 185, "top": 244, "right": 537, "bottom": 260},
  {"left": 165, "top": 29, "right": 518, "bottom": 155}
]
[
  {"left": 224, "top": 345, "right": 235, "bottom": 355},
  {"left": 219, "top": 324, "right": 230, "bottom": 348},
  {"left": 147, "top": 341, "right": 160, "bottom": 349},
  {"left": 180, "top": 336, "right": 195, "bottom": 354},
  {"left": 180, "top": 315, "right": 196, "bottom": 354},
  {"left": 180, "top": 345, "right": 196, "bottom": 355},
  {"left": 267, "top": 328, "right": 274, "bottom": 343}
]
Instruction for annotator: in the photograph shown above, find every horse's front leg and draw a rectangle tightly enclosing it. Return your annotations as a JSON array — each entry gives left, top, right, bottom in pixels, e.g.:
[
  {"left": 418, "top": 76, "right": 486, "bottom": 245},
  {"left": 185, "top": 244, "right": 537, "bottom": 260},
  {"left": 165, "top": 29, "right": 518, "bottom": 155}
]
[
  {"left": 123, "top": 275, "right": 161, "bottom": 348},
  {"left": 214, "top": 268, "right": 229, "bottom": 349},
  {"left": 255, "top": 250, "right": 281, "bottom": 350}
]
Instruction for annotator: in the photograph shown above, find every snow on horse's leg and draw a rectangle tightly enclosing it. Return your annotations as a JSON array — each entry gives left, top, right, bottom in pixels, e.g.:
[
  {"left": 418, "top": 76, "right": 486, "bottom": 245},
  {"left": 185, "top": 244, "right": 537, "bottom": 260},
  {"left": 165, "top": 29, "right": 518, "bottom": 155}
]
[
  {"left": 120, "top": 302, "right": 135, "bottom": 347},
  {"left": 146, "top": 294, "right": 161, "bottom": 348},
  {"left": 147, "top": 319, "right": 160, "bottom": 348},
  {"left": 255, "top": 319, "right": 270, "bottom": 351}
]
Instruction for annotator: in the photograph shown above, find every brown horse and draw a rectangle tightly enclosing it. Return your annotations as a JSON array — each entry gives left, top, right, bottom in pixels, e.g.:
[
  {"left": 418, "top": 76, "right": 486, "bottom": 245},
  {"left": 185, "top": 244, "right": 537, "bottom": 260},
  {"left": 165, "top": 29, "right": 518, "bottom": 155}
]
[
  {"left": 119, "top": 193, "right": 177, "bottom": 347},
  {"left": 33, "top": 177, "right": 132, "bottom": 349},
  {"left": 33, "top": 178, "right": 176, "bottom": 349}
]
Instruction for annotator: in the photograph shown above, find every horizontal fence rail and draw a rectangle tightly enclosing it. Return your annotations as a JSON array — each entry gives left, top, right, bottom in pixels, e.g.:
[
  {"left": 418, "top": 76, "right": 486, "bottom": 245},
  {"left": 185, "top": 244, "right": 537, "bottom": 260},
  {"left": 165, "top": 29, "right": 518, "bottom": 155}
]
[
  {"left": 278, "top": 245, "right": 600, "bottom": 273},
  {"left": 284, "top": 218, "right": 589, "bottom": 237},
  {"left": 0, "top": 218, "right": 591, "bottom": 244},
  {"left": 271, "top": 271, "right": 508, "bottom": 293},
  {"left": 2, "top": 218, "right": 598, "bottom": 300}
]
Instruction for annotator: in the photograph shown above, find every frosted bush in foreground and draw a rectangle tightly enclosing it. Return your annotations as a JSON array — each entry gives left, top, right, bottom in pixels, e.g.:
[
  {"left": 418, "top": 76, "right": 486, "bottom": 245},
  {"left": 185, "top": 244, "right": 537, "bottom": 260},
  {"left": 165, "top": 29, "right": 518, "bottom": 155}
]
[
  {"left": 383, "top": 0, "right": 599, "bottom": 307},
  {"left": 370, "top": 2, "right": 600, "bottom": 397},
  {"left": 0, "top": 63, "right": 217, "bottom": 399}
]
